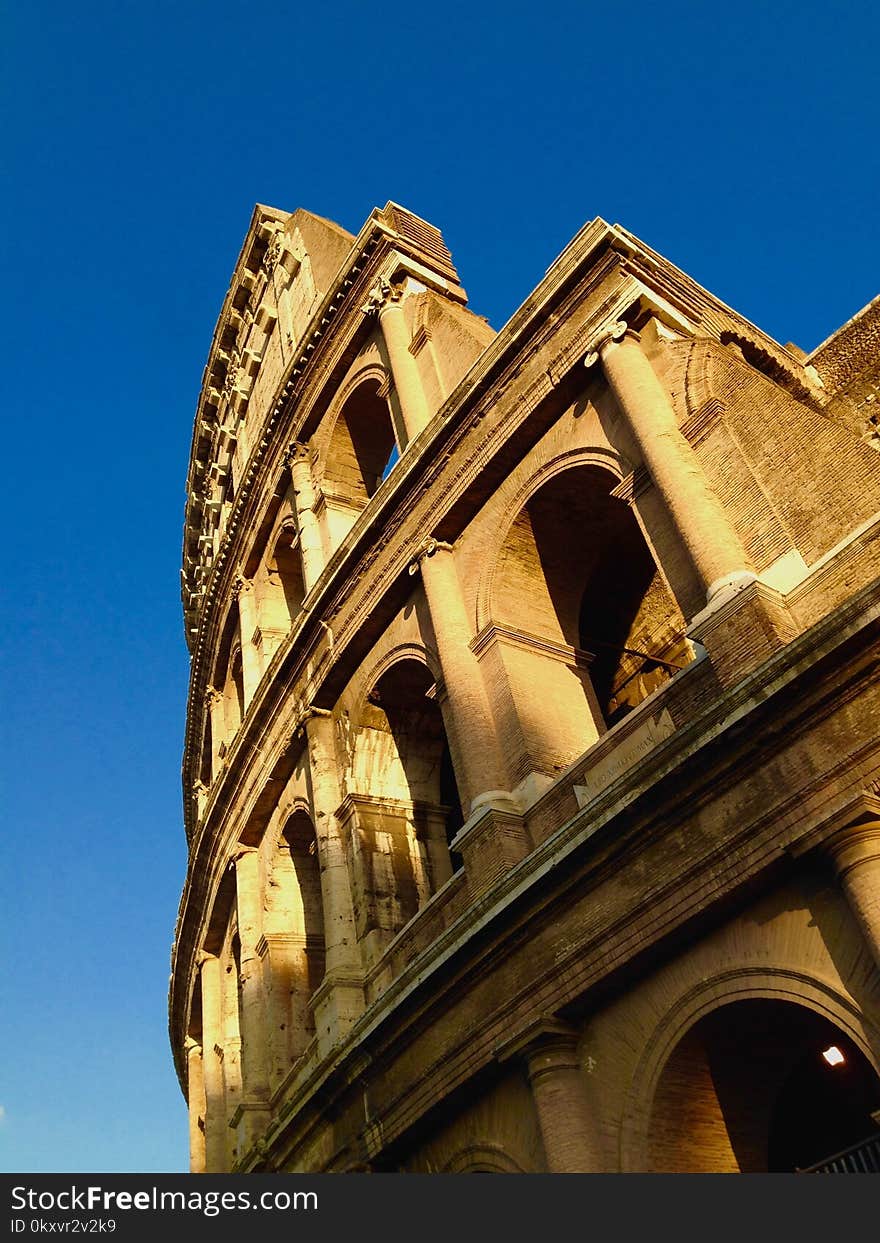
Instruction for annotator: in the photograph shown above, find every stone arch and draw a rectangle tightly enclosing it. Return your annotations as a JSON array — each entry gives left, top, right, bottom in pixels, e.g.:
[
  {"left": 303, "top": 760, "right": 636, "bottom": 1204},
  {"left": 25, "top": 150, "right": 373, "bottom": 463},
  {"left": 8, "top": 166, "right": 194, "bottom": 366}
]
[
  {"left": 619, "top": 967, "right": 880, "bottom": 1172},
  {"left": 475, "top": 447, "right": 629, "bottom": 634},
  {"left": 265, "top": 517, "right": 306, "bottom": 627},
  {"left": 352, "top": 642, "right": 444, "bottom": 725},
  {"left": 441, "top": 1143, "right": 527, "bottom": 1173},
  {"left": 338, "top": 653, "right": 463, "bottom": 961},
  {"left": 320, "top": 370, "right": 399, "bottom": 507},
  {"left": 482, "top": 453, "right": 690, "bottom": 734},
  {"left": 261, "top": 806, "right": 326, "bottom": 1085}
]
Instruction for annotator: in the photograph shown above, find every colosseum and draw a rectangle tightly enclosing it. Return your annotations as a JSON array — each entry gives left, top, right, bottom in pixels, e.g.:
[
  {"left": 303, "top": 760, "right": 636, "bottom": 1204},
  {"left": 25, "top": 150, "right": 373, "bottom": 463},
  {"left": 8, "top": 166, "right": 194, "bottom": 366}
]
[{"left": 170, "top": 201, "right": 880, "bottom": 1173}]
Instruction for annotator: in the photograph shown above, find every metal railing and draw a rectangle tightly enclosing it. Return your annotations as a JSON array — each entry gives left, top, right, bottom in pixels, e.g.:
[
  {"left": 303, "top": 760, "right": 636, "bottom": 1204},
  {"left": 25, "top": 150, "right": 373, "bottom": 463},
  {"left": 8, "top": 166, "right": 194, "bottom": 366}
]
[{"left": 798, "top": 1133, "right": 880, "bottom": 1173}]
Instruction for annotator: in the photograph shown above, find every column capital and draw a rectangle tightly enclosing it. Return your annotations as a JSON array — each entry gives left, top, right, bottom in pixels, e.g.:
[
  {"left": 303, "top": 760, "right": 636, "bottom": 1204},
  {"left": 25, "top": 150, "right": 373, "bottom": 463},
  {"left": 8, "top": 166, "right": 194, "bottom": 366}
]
[
  {"left": 495, "top": 1017, "right": 580, "bottom": 1070},
  {"left": 825, "top": 820, "right": 880, "bottom": 876},
  {"left": 230, "top": 844, "right": 259, "bottom": 866},
  {"left": 196, "top": 950, "right": 218, "bottom": 968},
  {"left": 283, "top": 440, "right": 311, "bottom": 469},
  {"left": 407, "top": 537, "right": 454, "bottom": 576},
  {"left": 361, "top": 276, "right": 405, "bottom": 317},
  {"left": 583, "top": 319, "right": 629, "bottom": 368}
]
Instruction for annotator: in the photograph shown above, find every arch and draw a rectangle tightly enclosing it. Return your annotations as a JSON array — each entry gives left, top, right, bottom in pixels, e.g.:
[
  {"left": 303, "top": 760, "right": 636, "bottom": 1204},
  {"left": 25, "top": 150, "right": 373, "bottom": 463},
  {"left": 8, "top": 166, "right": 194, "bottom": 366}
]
[
  {"left": 476, "top": 448, "right": 630, "bottom": 634},
  {"left": 339, "top": 656, "right": 463, "bottom": 958},
  {"left": 261, "top": 808, "right": 326, "bottom": 1081},
  {"left": 321, "top": 375, "right": 399, "bottom": 506},
  {"left": 485, "top": 458, "right": 690, "bottom": 732},
  {"left": 360, "top": 656, "right": 463, "bottom": 854},
  {"left": 620, "top": 967, "right": 880, "bottom": 1172},
  {"left": 441, "top": 1143, "right": 527, "bottom": 1173},
  {"left": 353, "top": 643, "right": 444, "bottom": 725},
  {"left": 264, "top": 519, "right": 306, "bottom": 627}
]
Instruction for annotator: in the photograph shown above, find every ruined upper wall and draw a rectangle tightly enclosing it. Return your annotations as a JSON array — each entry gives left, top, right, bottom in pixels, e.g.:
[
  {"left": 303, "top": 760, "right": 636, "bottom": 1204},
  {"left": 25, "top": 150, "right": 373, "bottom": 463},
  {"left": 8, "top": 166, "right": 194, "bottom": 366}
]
[{"left": 809, "top": 295, "right": 880, "bottom": 450}]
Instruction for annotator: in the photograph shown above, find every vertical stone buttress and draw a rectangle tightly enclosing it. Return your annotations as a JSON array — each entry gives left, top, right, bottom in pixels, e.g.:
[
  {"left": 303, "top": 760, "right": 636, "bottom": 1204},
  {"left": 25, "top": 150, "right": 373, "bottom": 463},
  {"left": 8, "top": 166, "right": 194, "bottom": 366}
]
[
  {"left": 499, "top": 1021, "right": 602, "bottom": 1172},
  {"left": 234, "top": 580, "right": 262, "bottom": 706},
  {"left": 592, "top": 324, "right": 752, "bottom": 600}
]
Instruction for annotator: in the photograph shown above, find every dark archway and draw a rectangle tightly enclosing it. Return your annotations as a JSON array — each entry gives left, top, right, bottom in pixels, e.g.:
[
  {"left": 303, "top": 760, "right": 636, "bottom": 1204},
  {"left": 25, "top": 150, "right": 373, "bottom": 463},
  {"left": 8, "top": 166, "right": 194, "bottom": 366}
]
[
  {"left": 370, "top": 659, "right": 464, "bottom": 867},
  {"left": 493, "top": 465, "right": 691, "bottom": 734},
  {"left": 326, "top": 379, "right": 399, "bottom": 505},
  {"left": 647, "top": 998, "right": 880, "bottom": 1172}
]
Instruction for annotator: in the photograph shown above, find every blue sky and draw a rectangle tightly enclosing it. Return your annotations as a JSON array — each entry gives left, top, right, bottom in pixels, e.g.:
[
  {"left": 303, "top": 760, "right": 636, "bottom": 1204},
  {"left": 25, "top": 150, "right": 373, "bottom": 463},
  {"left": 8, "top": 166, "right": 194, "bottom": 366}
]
[{"left": 2, "top": 1, "right": 877, "bottom": 1173}]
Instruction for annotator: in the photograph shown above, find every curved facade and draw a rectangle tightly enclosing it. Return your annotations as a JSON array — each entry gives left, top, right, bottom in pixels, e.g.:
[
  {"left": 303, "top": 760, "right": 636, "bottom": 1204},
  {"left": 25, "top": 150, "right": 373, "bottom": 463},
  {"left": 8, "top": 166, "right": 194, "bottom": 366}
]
[{"left": 171, "top": 201, "right": 880, "bottom": 1172}]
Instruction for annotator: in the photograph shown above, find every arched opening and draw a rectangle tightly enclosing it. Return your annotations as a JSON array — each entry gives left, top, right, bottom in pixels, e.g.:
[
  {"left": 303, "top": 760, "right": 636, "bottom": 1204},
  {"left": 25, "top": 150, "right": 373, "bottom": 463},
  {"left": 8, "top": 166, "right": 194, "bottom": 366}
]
[
  {"left": 261, "top": 811, "right": 326, "bottom": 1084},
  {"left": 208, "top": 610, "right": 245, "bottom": 769},
  {"left": 491, "top": 466, "right": 691, "bottom": 775},
  {"left": 227, "top": 645, "right": 245, "bottom": 729},
  {"left": 281, "top": 812, "right": 326, "bottom": 983},
  {"left": 366, "top": 658, "right": 464, "bottom": 883},
  {"left": 258, "top": 521, "right": 306, "bottom": 634},
  {"left": 326, "top": 379, "right": 398, "bottom": 505},
  {"left": 647, "top": 999, "right": 880, "bottom": 1172}
]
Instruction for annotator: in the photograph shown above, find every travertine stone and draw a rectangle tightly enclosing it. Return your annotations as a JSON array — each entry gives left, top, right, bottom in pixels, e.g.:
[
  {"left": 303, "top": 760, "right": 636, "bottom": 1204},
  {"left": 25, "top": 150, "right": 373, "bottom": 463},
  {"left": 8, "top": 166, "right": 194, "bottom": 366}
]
[
  {"left": 171, "top": 201, "right": 880, "bottom": 1175},
  {"left": 499, "top": 1021, "right": 602, "bottom": 1173},
  {"left": 826, "top": 821, "right": 880, "bottom": 970},
  {"left": 197, "top": 954, "right": 227, "bottom": 1173},
  {"left": 185, "top": 1038, "right": 206, "bottom": 1175},
  {"left": 304, "top": 711, "right": 365, "bottom": 1048},
  {"left": 415, "top": 542, "right": 511, "bottom": 811},
  {"left": 287, "top": 444, "right": 325, "bottom": 590},
  {"left": 371, "top": 280, "right": 432, "bottom": 442},
  {"left": 596, "top": 326, "right": 753, "bottom": 600},
  {"left": 232, "top": 847, "right": 270, "bottom": 1102}
]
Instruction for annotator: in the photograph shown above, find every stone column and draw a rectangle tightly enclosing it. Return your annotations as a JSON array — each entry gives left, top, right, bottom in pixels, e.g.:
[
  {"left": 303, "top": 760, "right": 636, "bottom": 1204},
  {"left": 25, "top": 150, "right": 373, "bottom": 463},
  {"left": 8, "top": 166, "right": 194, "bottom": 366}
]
[
  {"left": 185, "top": 1038, "right": 206, "bottom": 1174},
  {"left": 826, "top": 821, "right": 880, "bottom": 971},
  {"left": 364, "top": 278, "right": 431, "bottom": 443},
  {"left": 286, "top": 443, "right": 325, "bottom": 591},
  {"left": 233, "top": 579, "right": 262, "bottom": 706},
  {"left": 231, "top": 848, "right": 270, "bottom": 1103},
  {"left": 198, "top": 953, "right": 227, "bottom": 1172},
  {"left": 303, "top": 709, "right": 365, "bottom": 1054},
  {"left": 499, "top": 1020, "right": 602, "bottom": 1173},
  {"left": 413, "top": 540, "right": 529, "bottom": 896},
  {"left": 590, "top": 321, "right": 796, "bottom": 685},
  {"left": 206, "top": 689, "right": 225, "bottom": 777},
  {"left": 412, "top": 541, "right": 510, "bottom": 812},
  {"left": 590, "top": 323, "right": 751, "bottom": 602}
]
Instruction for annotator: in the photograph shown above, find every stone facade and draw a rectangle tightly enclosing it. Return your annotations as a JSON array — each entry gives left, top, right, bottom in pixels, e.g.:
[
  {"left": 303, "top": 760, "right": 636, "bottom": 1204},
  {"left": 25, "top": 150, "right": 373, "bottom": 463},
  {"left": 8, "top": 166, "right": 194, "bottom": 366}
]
[{"left": 170, "top": 202, "right": 880, "bottom": 1173}]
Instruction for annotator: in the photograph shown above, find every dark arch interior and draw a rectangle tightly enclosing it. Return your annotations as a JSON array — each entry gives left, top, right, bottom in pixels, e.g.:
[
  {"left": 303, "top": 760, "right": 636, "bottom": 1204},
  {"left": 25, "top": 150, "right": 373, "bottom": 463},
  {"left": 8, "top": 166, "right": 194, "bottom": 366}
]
[
  {"left": 371, "top": 659, "right": 464, "bottom": 861},
  {"left": 494, "top": 466, "right": 689, "bottom": 728},
  {"left": 648, "top": 998, "right": 880, "bottom": 1173},
  {"left": 271, "top": 526, "right": 306, "bottom": 622},
  {"left": 281, "top": 811, "right": 326, "bottom": 992},
  {"left": 328, "top": 380, "right": 398, "bottom": 504}
]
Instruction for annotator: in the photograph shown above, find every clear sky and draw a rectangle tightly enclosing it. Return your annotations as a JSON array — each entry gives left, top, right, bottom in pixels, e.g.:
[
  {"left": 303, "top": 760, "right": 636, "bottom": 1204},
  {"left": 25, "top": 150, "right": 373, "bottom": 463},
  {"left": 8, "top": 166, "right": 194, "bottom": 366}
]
[{"left": 2, "top": 1, "right": 878, "bottom": 1173}]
